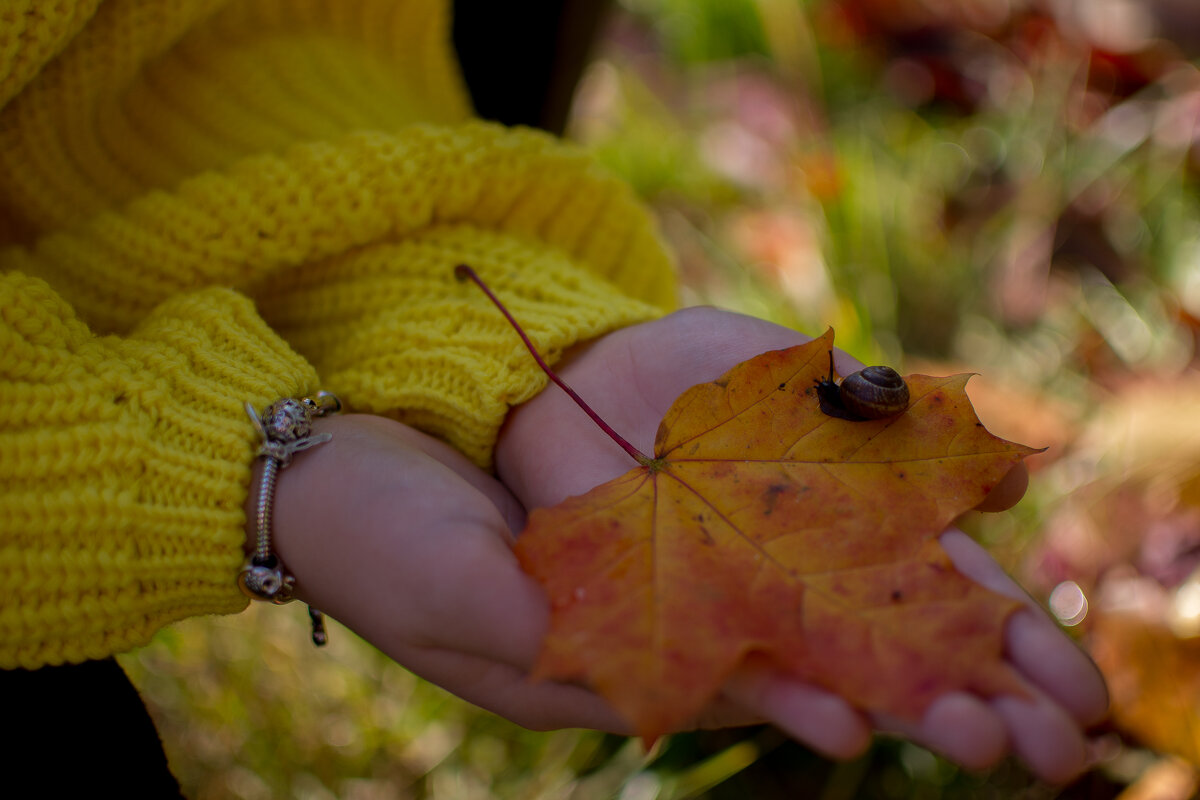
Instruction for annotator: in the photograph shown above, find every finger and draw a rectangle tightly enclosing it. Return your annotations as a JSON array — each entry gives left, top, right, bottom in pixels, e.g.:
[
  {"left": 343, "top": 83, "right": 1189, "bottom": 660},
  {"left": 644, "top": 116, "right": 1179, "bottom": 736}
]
[
  {"left": 973, "top": 463, "right": 1029, "bottom": 513},
  {"left": 937, "top": 528, "right": 1029, "bottom": 602},
  {"left": 879, "top": 680, "right": 1090, "bottom": 784},
  {"left": 1006, "top": 609, "right": 1109, "bottom": 725},
  {"left": 994, "top": 690, "right": 1090, "bottom": 784},
  {"left": 874, "top": 693, "right": 1008, "bottom": 771},
  {"left": 723, "top": 663, "right": 871, "bottom": 760},
  {"left": 938, "top": 530, "right": 1108, "bottom": 724},
  {"left": 398, "top": 645, "right": 634, "bottom": 734}
]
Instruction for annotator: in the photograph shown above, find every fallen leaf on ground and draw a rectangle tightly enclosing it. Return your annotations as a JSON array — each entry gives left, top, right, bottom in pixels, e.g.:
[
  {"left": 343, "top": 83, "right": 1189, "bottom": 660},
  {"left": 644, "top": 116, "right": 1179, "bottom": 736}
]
[
  {"left": 1093, "top": 611, "right": 1200, "bottom": 767},
  {"left": 515, "top": 329, "right": 1040, "bottom": 739}
]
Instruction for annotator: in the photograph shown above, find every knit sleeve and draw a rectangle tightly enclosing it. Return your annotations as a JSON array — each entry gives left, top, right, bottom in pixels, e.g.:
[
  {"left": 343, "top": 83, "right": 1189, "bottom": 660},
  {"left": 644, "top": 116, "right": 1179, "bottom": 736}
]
[
  {"left": 6, "top": 123, "right": 678, "bottom": 467},
  {"left": 0, "top": 0, "right": 679, "bottom": 469},
  {"left": 0, "top": 0, "right": 472, "bottom": 242},
  {"left": 0, "top": 1, "right": 100, "bottom": 109},
  {"left": 0, "top": 272, "right": 319, "bottom": 669},
  {"left": 0, "top": 0, "right": 678, "bottom": 669}
]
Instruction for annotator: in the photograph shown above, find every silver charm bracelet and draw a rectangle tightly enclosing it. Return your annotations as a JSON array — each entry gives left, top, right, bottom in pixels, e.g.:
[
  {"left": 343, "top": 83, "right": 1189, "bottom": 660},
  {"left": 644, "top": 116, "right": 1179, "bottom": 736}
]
[{"left": 238, "top": 391, "right": 342, "bottom": 645}]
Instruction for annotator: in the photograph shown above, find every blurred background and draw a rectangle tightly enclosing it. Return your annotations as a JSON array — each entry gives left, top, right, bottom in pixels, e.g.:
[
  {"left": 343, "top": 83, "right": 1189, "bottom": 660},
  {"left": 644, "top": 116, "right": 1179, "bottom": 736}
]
[{"left": 120, "top": 0, "right": 1200, "bottom": 796}]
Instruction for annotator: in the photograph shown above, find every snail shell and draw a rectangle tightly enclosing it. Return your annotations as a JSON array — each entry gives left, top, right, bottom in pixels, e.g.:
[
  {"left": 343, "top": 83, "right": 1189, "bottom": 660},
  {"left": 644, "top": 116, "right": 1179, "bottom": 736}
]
[
  {"left": 839, "top": 365, "right": 910, "bottom": 419},
  {"left": 814, "top": 352, "right": 910, "bottom": 421}
]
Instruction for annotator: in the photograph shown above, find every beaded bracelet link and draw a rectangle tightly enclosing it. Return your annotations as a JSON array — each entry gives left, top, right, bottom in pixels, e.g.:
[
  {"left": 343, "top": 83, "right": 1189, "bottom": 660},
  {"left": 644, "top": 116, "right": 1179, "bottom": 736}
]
[{"left": 238, "top": 391, "right": 342, "bottom": 646}]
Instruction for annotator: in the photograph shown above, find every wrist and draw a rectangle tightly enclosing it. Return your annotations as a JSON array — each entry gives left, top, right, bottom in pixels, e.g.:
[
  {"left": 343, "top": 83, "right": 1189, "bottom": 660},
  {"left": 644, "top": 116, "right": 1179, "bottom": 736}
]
[
  {"left": 242, "top": 412, "right": 342, "bottom": 565},
  {"left": 239, "top": 394, "right": 341, "bottom": 645}
]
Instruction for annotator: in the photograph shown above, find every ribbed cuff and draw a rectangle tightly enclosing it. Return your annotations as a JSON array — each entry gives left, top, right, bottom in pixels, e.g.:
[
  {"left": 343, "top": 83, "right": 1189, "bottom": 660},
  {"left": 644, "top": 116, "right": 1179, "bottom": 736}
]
[{"left": 0, "top": 276, "right": 317, "bottom": 668}]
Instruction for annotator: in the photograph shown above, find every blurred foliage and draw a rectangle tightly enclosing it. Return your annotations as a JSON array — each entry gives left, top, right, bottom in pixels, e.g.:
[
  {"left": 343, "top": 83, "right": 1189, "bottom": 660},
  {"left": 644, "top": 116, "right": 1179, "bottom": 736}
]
[{"left": 121, "top": 0, "right": 1200, "bottom": 797}]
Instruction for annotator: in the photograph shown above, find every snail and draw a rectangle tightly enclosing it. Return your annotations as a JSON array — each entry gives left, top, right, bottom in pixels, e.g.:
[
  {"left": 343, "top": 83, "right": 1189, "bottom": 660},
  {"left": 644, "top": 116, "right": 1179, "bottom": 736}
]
[{"left": 814, "top": 352, "right": 910, "bottom": 421}]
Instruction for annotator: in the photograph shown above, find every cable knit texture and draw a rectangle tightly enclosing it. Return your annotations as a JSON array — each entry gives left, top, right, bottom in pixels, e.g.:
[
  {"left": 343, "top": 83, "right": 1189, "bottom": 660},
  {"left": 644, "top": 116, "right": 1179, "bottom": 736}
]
[{"left": 0, "top": 0, "right": 677, "bottom": 668}]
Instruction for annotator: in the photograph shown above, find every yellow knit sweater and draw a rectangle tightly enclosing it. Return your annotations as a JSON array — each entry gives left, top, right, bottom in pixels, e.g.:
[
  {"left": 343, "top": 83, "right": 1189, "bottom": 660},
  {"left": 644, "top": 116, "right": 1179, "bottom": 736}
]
[{"left": 0, "top": 0, "right": 676, "bottom": 670}]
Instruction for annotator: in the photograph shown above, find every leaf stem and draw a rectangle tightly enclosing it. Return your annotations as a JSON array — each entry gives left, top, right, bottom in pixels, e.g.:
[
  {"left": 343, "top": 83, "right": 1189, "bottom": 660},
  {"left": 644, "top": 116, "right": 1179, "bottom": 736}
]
[{"left": 455, "top": 264, "right": 653, "bottom": 466}]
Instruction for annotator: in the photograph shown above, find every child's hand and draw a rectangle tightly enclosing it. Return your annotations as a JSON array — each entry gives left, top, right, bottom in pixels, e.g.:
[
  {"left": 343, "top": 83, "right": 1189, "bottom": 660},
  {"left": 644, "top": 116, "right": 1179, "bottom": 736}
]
[
  {"left": 258, "top": 412, "right": 645, "bottom": 734},
  {"left": 265, "top": 307, "right": 1105, "bottom": 784},
  {"left": 496, "top": 307, "right": 1107, "bottom": 782}
]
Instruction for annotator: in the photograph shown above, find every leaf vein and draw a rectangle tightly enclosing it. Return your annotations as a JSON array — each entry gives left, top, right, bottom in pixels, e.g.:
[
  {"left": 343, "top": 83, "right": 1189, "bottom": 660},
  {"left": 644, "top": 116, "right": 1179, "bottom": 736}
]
[
  {"left": 665, "top": 352, "right": 821, "bottom": 454},
  {"left": 670, "top": 448, "right": 1018, "bottom": 467},
  {"left": 658, "top": 469, "right": 796, "bottom": 581}
]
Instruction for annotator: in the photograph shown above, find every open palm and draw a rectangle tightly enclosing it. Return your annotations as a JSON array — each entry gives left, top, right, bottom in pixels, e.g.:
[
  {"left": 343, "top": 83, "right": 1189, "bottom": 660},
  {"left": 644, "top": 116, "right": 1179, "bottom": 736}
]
[{"left": 269, "top": 307, "right": 1106, "bottom": 783}]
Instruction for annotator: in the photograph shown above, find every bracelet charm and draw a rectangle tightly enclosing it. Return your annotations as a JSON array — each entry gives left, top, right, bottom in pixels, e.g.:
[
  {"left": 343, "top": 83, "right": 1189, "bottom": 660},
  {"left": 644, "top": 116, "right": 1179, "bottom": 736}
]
[{"left": 239, "top": 391, "right": 341, "bottom": 645}]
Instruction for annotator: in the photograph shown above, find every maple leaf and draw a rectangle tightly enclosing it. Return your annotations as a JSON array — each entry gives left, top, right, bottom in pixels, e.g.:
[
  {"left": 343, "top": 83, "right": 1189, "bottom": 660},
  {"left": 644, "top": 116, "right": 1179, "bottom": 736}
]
[{"left": 514, "top": 328, "right": 1038, "bottom": 741}]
